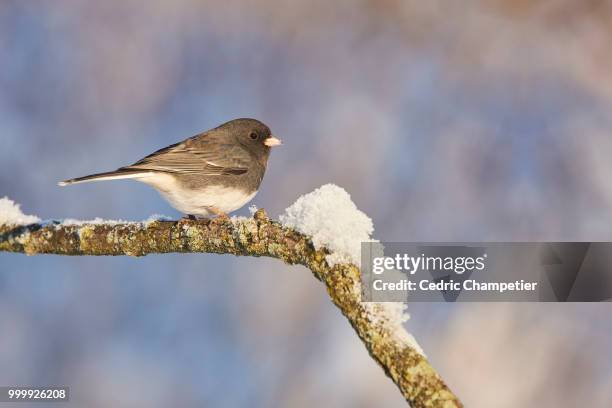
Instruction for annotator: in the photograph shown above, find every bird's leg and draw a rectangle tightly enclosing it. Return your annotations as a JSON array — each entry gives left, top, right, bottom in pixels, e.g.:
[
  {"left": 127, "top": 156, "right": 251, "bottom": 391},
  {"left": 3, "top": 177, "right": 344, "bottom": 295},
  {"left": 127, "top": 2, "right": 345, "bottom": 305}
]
[
  {"left": 206, "top": 206, "right": 229, "bottom": 220},
  {"left": 181, "top": 214, "right": 198, "bottom": 221}
]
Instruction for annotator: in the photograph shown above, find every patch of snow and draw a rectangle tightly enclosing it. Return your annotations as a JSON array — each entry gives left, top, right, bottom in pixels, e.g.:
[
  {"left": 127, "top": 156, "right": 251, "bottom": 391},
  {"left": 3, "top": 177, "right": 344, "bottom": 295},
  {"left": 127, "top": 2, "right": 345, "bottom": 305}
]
[
  {"left": 60, "top": 218, "right": 129, "bottom": 226},
  {"left": 280, "top": 184, "right": 423, "bottom": 355},
  {"left": 59, "top": 214, "right": 173, "bottom": 226},
  {"left": 363, "top": 302, "right": 424, "bottom": 355},
  {"left": 230, "top": 215, "right": 250, "bottom": 224},
  {"left": 248, "top": 204, "right": 258, "bottom": 216},
  {"left": 279, "top": 184, "right": 374, "bottom": 266},
  {"left": 0, "top": 197, "right": 41, "bottom": 226}
]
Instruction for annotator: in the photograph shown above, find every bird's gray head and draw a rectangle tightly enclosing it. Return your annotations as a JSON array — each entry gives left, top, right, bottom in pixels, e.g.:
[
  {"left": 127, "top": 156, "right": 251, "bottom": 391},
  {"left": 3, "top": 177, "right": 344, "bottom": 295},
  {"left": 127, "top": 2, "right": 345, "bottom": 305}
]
[{"left": 217, "top": 118, "right": 281, "bottom": 162}]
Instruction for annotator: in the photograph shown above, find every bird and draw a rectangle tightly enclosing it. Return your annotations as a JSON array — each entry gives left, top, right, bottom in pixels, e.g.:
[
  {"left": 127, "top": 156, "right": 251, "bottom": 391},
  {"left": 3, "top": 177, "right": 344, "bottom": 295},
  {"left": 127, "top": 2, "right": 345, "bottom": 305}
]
[{"left": 59, "top": 118, "right": 281, "bottom": 219}]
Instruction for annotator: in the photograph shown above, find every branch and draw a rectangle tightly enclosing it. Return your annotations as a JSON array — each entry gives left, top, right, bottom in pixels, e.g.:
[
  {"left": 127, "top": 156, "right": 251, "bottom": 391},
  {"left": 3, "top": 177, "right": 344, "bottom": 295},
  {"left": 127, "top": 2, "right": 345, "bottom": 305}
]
[{"left": 0, "top": 209, "right": 462, "bottom": 407}]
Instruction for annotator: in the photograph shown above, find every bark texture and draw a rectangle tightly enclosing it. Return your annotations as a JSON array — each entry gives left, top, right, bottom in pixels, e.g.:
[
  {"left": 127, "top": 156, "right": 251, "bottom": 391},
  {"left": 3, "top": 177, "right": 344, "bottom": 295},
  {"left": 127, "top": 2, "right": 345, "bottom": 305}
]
[{"left": 0, "top": 209, "right": 462, "bottom": 407}]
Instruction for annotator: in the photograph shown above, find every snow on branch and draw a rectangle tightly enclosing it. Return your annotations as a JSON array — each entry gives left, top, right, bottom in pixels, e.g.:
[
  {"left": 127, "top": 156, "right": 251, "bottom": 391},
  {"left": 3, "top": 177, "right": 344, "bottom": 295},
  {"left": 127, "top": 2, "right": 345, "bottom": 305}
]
[
  {"left": 0, "top": 197, "right": 41, "bottom": 226},
  {"left": 0, "top": 187, "right": 462, "bottom": 407}
]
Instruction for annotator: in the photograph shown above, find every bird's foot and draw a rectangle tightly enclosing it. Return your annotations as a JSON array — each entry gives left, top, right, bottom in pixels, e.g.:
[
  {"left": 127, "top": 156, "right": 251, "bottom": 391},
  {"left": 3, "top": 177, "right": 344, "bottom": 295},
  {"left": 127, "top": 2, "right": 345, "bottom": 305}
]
[
  {"left": 181, "top": 214, "right": 198, "bottom": 221},
  {"left": 206, "top": 206, "right": 230, "bottom": 220}
]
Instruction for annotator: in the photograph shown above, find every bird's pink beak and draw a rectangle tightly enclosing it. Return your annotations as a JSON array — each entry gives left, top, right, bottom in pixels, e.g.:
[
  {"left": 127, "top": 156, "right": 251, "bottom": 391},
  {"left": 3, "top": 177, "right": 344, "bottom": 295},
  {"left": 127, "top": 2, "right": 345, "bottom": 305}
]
[{"left": 264, "top": 136, "right": 282, "bottom": 147}]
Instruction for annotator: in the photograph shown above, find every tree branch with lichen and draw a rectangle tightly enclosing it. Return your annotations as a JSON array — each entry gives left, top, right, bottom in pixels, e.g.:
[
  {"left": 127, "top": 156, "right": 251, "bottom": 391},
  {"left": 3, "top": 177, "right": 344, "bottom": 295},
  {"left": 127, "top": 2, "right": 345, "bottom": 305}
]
[{"left": 0, "top": 207, "right": 462, "bottom": 407}]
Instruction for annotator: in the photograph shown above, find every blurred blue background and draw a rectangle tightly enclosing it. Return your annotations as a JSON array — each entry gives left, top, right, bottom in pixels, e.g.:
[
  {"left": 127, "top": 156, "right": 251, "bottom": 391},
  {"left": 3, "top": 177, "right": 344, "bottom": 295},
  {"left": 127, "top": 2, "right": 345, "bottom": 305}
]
[{"left": 2, "top": 1, "right": 612, "bottom": 406}]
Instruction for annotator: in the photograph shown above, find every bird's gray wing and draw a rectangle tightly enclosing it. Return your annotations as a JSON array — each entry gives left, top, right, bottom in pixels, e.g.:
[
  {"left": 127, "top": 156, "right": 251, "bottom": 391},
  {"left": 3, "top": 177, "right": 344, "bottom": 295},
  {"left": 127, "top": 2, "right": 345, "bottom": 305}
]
[{"left": 124, "top": 136, "right": 250, "bottom": 176}]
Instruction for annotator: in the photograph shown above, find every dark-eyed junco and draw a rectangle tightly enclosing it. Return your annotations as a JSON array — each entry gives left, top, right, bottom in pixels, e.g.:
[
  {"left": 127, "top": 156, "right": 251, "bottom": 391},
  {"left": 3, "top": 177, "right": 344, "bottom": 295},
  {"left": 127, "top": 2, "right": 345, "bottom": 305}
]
[{"left": 59, "top": 118, "right": 281, "bottom": 218}]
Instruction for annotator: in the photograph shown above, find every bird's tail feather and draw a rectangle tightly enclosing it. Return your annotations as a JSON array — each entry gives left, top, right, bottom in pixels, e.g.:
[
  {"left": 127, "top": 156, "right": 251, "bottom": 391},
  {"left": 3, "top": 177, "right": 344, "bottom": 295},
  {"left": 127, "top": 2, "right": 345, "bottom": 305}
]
[{"left": 58, "top": 168, "right": 152, "bottom": 186}]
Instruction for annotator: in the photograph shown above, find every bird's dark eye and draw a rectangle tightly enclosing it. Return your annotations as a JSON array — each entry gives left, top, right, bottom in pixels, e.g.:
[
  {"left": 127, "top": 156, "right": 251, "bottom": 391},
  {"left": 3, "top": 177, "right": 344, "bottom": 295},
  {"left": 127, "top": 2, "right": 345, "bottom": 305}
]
[{"left": 249, "top": 131, "right": 258, "bottom": 140}]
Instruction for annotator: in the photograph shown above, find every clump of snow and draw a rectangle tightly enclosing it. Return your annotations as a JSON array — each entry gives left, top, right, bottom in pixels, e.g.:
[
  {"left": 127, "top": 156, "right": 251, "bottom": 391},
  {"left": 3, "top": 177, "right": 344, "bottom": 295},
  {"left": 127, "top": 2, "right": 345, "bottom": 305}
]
[
  {"left": 279, "top": 184, "right": 374, "bottom": 266},
  {"left": 0, "top": 197, "right": 41, "bottom": 226},
  {"left": 280, "top": 184, "right": 423, "bottom": 354}
]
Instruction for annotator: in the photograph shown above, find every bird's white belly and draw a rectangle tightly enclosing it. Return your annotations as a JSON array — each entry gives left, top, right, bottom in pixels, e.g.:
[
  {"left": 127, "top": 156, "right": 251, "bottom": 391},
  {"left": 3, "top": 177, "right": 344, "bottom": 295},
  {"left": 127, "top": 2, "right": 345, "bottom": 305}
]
[{"left": 138, "top": 173, "right": 256, "bottom": 216}]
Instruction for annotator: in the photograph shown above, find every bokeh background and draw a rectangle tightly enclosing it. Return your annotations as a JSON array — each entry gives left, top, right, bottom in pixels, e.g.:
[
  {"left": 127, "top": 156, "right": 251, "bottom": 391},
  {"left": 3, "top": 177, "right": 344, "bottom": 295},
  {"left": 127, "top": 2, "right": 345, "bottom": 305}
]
[{"left": 2, "top": 1, "right": 612, "bottom": 406}]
